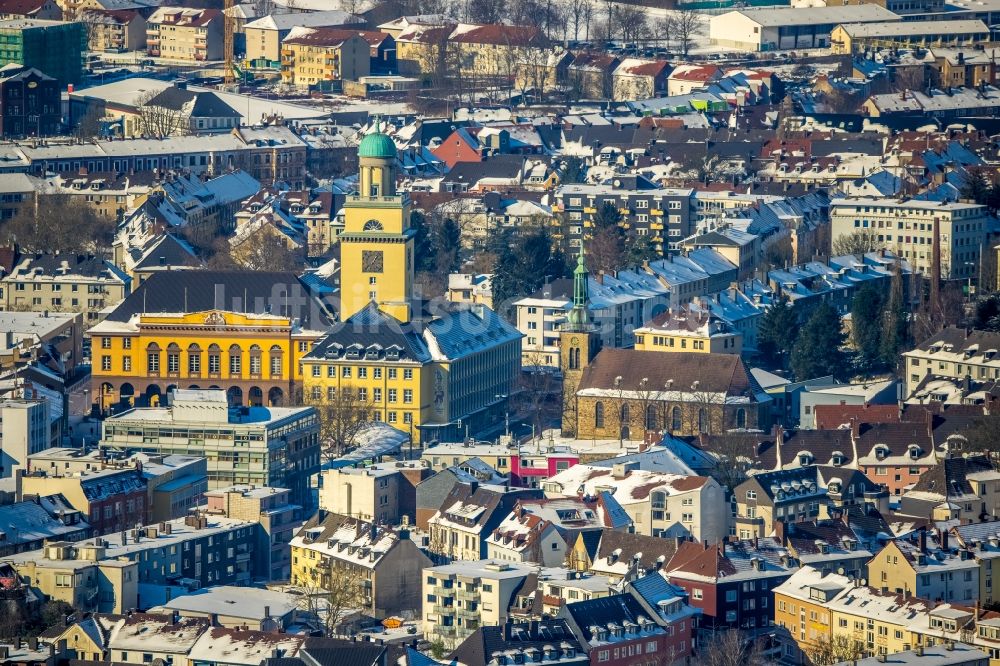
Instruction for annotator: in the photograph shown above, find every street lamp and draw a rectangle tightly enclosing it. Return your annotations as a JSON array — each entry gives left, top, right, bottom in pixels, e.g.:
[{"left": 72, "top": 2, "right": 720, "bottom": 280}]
[
  {"left": 964, "top": 261, "right": 976, "bottom": 303},
  {"left": 495, "top": 393, "right": 509, "bottom": 437}
]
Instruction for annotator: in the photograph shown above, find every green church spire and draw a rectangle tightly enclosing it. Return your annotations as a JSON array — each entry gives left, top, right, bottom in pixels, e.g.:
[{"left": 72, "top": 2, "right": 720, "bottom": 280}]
[{"left": 565, "top": 244, "right": 591, "bottom": 332}]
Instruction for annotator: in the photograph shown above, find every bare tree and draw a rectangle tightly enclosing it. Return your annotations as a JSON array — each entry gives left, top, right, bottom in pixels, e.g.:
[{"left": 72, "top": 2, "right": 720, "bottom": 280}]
[
  {"left": 831, "top": 229, "right": 880, "bottom": 257},
  {"left": 134, "top": 90, "right": 190, "bottom": 138},
  {"left": 671, "top": 7, "right": 700, "bottom": 57},
  {"left": 566, "top": 0, "right": 593, "bottom": 40},
  {"left": 251, "top": 0, "right": 275, "bottom": 16},
  {"left": 516, "top": 355, "right": 563, "bottom": 438},
  {"left": 229, "top": 228, "right": 305, "bottom": 271},
  {"left": 612, "top": 4, "right": 647, "bottom": 44},
  {"left": 295, "top": 573, "right": 368, "bottom": 637},
  {"left": 469, "top": 0, "right": 505, "bottom": 23},
  {"left": 700, "top": 629, "right": 778, "bottom": 666},
  {"left": 3, "top": 195, "right": 114, "bottom": 254},
  {"left": 73, "top": 107, "right": 104, "bottom": 141},
  {"left": 304, "top": 385, "right": 378, "bottom": 461},
  {"left": 806, "top": 635, "right": 866, "bottom": 666}
]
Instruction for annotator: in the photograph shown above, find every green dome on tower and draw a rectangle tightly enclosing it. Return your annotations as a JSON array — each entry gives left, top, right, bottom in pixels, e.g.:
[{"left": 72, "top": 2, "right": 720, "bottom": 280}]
[{"left": 358, "top": 128, "right": 397, "bottom": 159}]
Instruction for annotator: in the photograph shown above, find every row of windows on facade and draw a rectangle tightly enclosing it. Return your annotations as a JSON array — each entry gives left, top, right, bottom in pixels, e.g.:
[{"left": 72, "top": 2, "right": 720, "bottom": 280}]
[
  {"left": 592, "top": 402, "right": 747, "bottom": 430},
  {"left": 104, "top": 349, "right": 285, "bottom": 376},
  {"left": 307, "top": 384, "right": 414, "bottom": 404},
  {"left": 100, "top": 338, "right": 313, "bottom": 352},
  {"left": 309, "top": 364, "right": 414, "bottom": 380}
]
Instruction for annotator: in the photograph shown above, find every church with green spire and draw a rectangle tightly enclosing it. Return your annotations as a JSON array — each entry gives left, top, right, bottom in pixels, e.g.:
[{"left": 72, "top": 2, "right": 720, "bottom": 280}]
[{"left": 559, "top": 245, "right": 601, "bottom": 437}]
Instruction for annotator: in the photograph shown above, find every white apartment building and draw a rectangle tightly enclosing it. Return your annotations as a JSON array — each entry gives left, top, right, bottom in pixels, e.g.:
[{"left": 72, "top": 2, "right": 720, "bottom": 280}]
[
  {"left": 0, "top": 399, "right": 50, "bottom": 479},
  {"left": 543, "top": 463, "right": 728, "bottom": 543},
  {"left": 829, "top": 198, "right": 989, "bottom": 280},
  {"left": 902, "top": 327, "right": 1000, "bottom": 398},
  {"left": 422, "top": 559, "right": 536, "bottom": 648},
  {"left": 515, "top": 270, "right": 669, "bottom": 367}
]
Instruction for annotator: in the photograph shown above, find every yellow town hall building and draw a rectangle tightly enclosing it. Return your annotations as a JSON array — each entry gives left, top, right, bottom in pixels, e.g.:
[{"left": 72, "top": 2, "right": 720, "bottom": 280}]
[{"left": 89, "top": 125, "right": 521, "bottom": 443}]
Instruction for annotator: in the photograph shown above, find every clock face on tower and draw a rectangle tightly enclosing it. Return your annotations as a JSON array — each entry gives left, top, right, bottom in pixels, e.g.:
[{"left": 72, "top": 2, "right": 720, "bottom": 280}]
[
  {"left": 362, "top": 250, "right": 384, "bottom": 273},
  {"left": 363, "top": 220, "right": 384, "bottom": 231}
]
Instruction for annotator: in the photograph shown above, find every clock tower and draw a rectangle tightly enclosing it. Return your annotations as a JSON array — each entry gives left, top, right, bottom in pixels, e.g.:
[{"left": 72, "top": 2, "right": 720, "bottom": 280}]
[
  {"left": 560, "top": 245, "right": 600, "bottom": 437},
  {"left": 339, "top": 122, "right": 414, "bottom": 323}
]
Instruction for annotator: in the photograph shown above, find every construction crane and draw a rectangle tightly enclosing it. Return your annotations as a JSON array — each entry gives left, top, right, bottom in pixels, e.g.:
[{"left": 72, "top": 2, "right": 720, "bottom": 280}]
[{"left": 224, "top": 0, "right": 235, "bottom": 86}]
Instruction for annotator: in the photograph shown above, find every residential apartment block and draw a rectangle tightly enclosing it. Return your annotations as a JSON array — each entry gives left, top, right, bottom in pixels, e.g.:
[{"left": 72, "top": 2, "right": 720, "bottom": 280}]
[
  {"left": 101, "top": 389, "right": 320, "bottom": 508},
  {"left": 544, "top": 463, "right": 728, "bottom": 543},
  {"left": 279, "top": 27, "right": 372, "bottom": 90},
  {"left": 1, "top": 253, "right": 130, "bottom": 323},
  {"left": 146, "top": 7, "right": 223, "bottom": 61},
  {"left": 290, "top": 511, "right": 432, "bottom": 618},
  {"left": 0, "top": 512, "right": 256, "bottom": 612},
  {"left": 903, "top": 328, "right": 1000, "bottom": 400},
  {"left": 830, "top": 198, "right": 988, "bottom": 280},
  {"left": 423, "top": 559, "right": 536, "bottom": 648}
]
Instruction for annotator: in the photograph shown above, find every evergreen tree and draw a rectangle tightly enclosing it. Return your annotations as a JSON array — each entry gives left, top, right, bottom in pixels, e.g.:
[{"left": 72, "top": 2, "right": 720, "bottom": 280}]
[
  {"left": 410, "top": 210, "right": 435, "bottom": 273},
  {"left": 975, "top": 295, "right": 1000, "bottom": 332},
  {"left": 490, "top": 240, "right": 523, "bottom": 316},
  {"left": 880, "top": 262, "right": 910, "bottom": 370},
  {"left": 790, "top": 303, "right": 848, "bottom": 381},
  {"left": 592, "top": 201, "right": 623, "bottom": 230},
  {"left": 960, "top": 170, "right": 991, "bottom": 206},
  {"left": 850, "top": 285, "right": 884, "bottom": 375},
  {"left": 757, "top": 295, "right": 799, "bottom": 370},
  {"left": 626, "top": 234, "right": 661, "bottom": 266}
]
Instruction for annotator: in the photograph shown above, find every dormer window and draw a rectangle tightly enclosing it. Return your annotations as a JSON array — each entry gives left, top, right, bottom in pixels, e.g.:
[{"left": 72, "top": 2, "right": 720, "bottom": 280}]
[
  {"left": 909, "top": 446, "right": 922, "bottom": 459},
  {"left": 875, "top": 446, "right": 888, "bottom": 460}
]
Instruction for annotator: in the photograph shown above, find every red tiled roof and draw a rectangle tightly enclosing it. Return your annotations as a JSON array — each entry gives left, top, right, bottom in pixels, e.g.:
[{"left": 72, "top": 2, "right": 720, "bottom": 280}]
[
  {"left": 619, "top": 60, "right": 669, "bottom": 77},
  {"left": 0, "top": 0, "right": 50, "bottom": 17},
  {"left": 152, "top": 8, "right": 220, "bottom": 26},
  {"left": 283, "top": 27, "right": 371, "bottom": 46},
  {"left": 450, "top": 23, "right": 545, "bottom": 47},
  {"left": 670, "top": 65, "right": 721, "bottom": 81}
]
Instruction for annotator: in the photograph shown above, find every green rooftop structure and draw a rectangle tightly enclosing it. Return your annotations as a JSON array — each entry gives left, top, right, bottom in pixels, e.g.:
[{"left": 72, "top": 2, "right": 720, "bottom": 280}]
[{"left": 0, "top": 20, "right": 85, "bottom": 84}]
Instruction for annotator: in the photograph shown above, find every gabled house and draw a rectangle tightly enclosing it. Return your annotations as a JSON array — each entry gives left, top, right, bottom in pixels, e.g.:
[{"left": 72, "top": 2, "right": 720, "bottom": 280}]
[
  {"left": 567, "top": 52, "right": 619, "bottom": 99},
  {"left": 560, "top": 573, "right": 697, "bottom": 666},
  {"left": 898, "top": 452, "right": 1000, "bottom": 524},
  {"left": 612, "top": 59, "right": 671, "bottom": 102},
  {"left": 544, "top": 463, "right": 727, "bottom": 543},
  {"left": 290, "top": 512, "right": 433, "bottom": 618},
  {"left": 569, "top": 529, "right": 680, "bottom": 585},
  {"left": 448, "top": 619, "right": 589, "bottom": 666},
  {"left": 733, "top": 465, "right": 885, "bottom": 539},
  {"left": 666, "top": 64, "right": 723, "bottom": 97},
  {"left": 664, "top": 538, "right": 795, "bottom": 631},
  {"left": 428, "top": 483, "right": 543, "bottom": 560}
]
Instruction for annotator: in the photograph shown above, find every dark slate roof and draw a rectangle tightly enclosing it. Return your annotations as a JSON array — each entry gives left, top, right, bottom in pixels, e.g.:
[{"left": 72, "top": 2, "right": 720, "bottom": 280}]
[
  {"left": 909, "top": 454, "right": 994, "bottom": 498},
  {"left": 424, "top": 304, "right": 521, "bottom": 361},
  {"left": 841, "top": 504, "right": 894, "bottom": 542},
  {"left": 132, "top": 234, "right": 202, "bottom": 270},
  {"left": 576, "top": 529, "right": 603, "bottom": 562},
  {"left": 593, "top": 529, "right": 678, "bottom": 573},
  {"left": 441, "top": 155, "right": 525, "bottom": 183},
  {"left": 304, "top": 302, "right": 432, "bottom": 363},
  {"left": 577, "top": 349, "right": 763, "bottom": 399},
  {"left": 301, "top": 638, "right": 385, "bottom": 666},
  {"left": 912, "top": 325, "right": 1000, "bottom": 353},
  {"left": 448, "top": 620, "right": 586, "bottom": 666},
  {"left": 105, "top": 270, "right": 335, "bottom": 328},
  {"left": 145, "top": 87, "right": 242, "bottom": 118},
  {"left": 0, "top": 64, "right": 53, "bottom": 82},
  {"left": 562, "top": 594, "right": 651, "bottom": 641},
  {"left": 629, "top": 572, "right": 684, "bottom": 607},
  {"left": 10, "top": 253, "right": 123, "bottom": 280}
]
